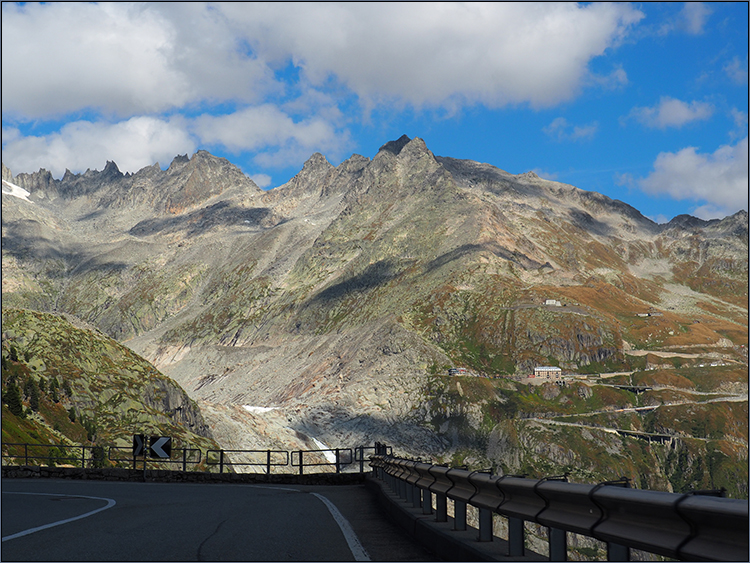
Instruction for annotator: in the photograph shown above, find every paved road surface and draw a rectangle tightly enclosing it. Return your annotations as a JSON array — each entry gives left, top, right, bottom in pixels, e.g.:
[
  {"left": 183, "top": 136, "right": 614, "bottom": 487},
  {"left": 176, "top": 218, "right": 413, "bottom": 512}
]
[{"left": 2, "top": 479, "right": 433, "bottom": 561}]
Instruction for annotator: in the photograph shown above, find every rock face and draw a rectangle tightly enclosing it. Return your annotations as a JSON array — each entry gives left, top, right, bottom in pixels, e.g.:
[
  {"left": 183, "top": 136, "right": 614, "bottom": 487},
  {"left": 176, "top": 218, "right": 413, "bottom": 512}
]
[
  {"left": 1, "top": 308, "right": 216, "bottom": 449},
  {"left": 2, "top": 138, "right": 747, "bottom": 494}
]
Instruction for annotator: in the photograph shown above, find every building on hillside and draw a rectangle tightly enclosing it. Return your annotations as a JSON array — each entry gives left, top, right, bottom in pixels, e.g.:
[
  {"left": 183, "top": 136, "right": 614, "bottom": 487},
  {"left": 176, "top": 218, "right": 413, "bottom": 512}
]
[
  {"left": 544, "top": 299, "right": 562, "bottom": 306},
  {"left": 448, "top": 367, "right": 468, "bottom": 376},
  {"left": 532, "top": 366, "right": 562, "bottom": 379}
]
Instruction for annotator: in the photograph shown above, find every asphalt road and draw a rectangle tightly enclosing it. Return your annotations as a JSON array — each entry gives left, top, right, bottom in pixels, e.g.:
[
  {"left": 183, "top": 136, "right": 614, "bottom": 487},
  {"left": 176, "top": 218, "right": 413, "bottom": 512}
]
[{"left": 1, "top": 479, "right": 433, "bottom": 561}]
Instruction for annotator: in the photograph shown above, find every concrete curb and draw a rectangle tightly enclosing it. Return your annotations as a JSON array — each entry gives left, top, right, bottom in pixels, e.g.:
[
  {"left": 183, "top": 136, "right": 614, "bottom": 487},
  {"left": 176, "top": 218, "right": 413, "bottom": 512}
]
[{"left": 365, "top": 476, "right": 546, "bottom": 562}]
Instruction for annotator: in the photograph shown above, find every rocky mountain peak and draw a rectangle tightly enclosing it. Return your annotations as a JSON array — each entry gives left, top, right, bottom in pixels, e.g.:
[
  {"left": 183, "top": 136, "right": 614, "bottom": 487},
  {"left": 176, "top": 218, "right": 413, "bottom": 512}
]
[
  {"left": 378, "top": 134, "right": 412, "bottom": 155},
  {"left": 2, "top": 163, "right": 12, "bottom": 183}
]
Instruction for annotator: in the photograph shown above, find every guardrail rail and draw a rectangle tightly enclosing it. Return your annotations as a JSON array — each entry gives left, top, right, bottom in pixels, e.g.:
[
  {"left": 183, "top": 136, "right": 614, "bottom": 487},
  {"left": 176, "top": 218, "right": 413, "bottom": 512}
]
[{"left": 370, "top": 453, "right": 749, "bottom": 562}]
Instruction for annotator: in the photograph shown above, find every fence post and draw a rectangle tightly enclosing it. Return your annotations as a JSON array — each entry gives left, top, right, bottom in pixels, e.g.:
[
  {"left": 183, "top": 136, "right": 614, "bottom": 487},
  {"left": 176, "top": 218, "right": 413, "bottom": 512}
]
[
  {"left": 267, "top": 450, "right": 271, "bottom": 476},
  {"left": 454, "top": 500, "right": 467, "bottom": 531},
  {"left": 359, "top": 446, "right": 364, "bottom": 473},
  {"left": 25, "top": 444, "right": 28, "bottom": 466},
  {"left": 182, "top": 448, "right": 187, "bottom": 472},
  {"left": 422, "top": 489, "right": 432, "bottom": 515},
  {"left": 219, "top": 450, "right": 224, "bottom": 474},
  {"left": 81, "top": 446, "right": 86, "bottom": 468},
  {"left": 478, "top": 508, "right": 493, "bottom": 541},
  {"left": 299, "top": 451, "right": 304, "bottom": 475},
  {"left": 508, "top": 517, "right": 524, "bottom": 556},
  {"left": 549, "top": 527, "right": 567, "bottom": 561},
  {"left": 436, "top": 493, "right": 448, "bottom": 523},
  {"left": 335, "top": 449, "right": 340, "bottom": 474},
  {"left": 607, "top": 543, "right": 630, "bottom": 562}
]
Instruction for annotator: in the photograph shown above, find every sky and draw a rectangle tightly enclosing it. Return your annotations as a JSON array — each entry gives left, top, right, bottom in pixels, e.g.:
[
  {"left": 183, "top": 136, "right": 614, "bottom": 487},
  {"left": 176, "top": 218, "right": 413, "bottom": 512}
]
[{"left": 2, "top": 2, "right": 748, "bottom": 223}]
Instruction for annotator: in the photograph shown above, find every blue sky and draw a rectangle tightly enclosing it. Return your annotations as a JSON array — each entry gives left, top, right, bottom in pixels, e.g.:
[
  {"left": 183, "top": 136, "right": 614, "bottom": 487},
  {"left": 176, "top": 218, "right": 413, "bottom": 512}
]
[{"left": 2, "top": 2, "right": 747, "bottom": 222}]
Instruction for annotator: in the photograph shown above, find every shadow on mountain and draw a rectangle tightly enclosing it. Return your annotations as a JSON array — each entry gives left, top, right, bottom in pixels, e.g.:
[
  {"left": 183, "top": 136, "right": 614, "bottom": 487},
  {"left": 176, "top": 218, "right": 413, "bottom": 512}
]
[
  {"left": 424, "top": 242, "right": 542, "bottom": 273},
  {"left": 2, "top": 221, "right": 129, "bottom": 275},
  {"left": 568, "top": 209, "right": 612, "bottom": 237},
  {"left": 129, "top": 201, "right": 273, "bottom": 237},
  {"left": 313, "top": 260, "right": 399, "bottom": 302}
]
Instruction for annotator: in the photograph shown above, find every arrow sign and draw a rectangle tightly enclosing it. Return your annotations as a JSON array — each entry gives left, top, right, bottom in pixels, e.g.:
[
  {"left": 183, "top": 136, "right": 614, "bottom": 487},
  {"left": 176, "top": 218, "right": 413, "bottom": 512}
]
[
  {"left": 149, "top": 436, "right": 172, "bottom": 459},
  {"left": 133, "top": 434, "right": 145, "bottom": 457}
]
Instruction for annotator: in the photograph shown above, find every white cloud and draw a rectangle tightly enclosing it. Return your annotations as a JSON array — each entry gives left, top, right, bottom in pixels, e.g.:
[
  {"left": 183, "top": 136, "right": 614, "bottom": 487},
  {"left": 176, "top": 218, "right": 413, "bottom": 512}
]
[
  {"left": 1, "top": 2, "right": 273, "bottom": 119},
  {"left": 1, "top": 117, "right": 196, "bottom": 178},
  {"left": 2, "top": 2, "right": 645, "bottom": 119},
  {"left": 658, "top": 2, "right": 712, "bottom": 36},
  {"left": 192, "top": 104, "right": 348, "bottom": 167},
  {"left": 250, "top": 174, "right": 273, "bottom": 189},
  {"left": 223, "top": 2, "right": 644, "bottom": 109},
  {"left": 638, "top": 137, "right": 748, "bottom": 217},
  {"left": 724, "top": 56, "right": 749, "bottom": 85},
  {"left": 679, "top": 2, "right": 712, "bottom": 34},
  {"left": 543, "top": 118, "right": 599, "bottom": 142},
  {"left": 625, "top": 97, "right": 714, "bottom": 129}
]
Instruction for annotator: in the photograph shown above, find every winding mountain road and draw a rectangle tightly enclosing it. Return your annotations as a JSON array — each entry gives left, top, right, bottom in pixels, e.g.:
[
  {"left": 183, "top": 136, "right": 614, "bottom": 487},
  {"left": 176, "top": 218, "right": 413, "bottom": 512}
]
[{"left": 2, "top": 479, "right": 432, "bottom": 561}]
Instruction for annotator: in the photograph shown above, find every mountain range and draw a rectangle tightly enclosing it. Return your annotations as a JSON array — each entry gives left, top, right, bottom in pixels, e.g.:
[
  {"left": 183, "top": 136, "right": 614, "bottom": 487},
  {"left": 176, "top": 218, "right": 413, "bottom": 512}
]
[{"left": 2, "top": 135, "right": 747, "bottom": 494}]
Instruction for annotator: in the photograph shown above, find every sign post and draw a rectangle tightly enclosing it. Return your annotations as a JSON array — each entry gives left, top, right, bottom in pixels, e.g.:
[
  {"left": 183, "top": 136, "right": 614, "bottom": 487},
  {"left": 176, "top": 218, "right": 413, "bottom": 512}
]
[{"left": 132, "top": 434, "right": 145, "bottom": 470}]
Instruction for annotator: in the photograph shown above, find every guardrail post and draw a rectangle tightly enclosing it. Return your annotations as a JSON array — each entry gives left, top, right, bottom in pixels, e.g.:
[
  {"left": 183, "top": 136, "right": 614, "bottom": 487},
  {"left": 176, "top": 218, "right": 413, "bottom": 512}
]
[
  {"left": 422, "top": 489, "right": 432, "bottom": 515},
  {"left": 266, "top": 450, "right": 271, "bottom": 476},
  {"left": 219, "top": 450, "right": 224, "bottom": 474},
  {"left": 413, "top": 484, "right": 421, "bottom": 508},
  {"left": 607, "top": 543, "right": 629, "bottom": 561},
  {"left": 24, "top": 444, "right": 28, "bottom": 466},
  {"left": 478, "top": 508, "right": 493, "bottom": 541},
  {"left": 335, "top": 449, "right": 340, "bottom": 474},
  {"left": 549, "top": 527, "right": 567, "bottom": 561},
  {"left": 406, "top": 481, "right": 414, "bottom": 504},
  {"left": 81, "top": 446, "right": 86, "bottom": 468},
  {"left": 454, "top": 500, "right": 467, "bottom": 531},
  {"left": 359, "top": 446, "right": 364, "bottom": 473},
  {"left": 182, "top": 448, "right": 187, "bottom": 472},
  {"left": 436, "top": 493, "right": 447, "bottom": 523},
  {"left": 508, "top": 517, "right": 525, "bottom": 556},
  {"left": 299, "top": 451, "right": 304, "bottom": 475}
]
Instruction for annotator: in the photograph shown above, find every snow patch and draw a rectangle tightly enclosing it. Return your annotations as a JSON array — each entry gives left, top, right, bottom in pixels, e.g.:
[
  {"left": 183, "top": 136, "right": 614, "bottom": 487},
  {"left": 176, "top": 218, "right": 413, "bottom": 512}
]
[
  {"left": 312, "top": 438, "right": 337, "bottom": 463},
  {"left": 242, "top": 405, "right": 278, "bottom": 414},
  {"left": 2, "top": 179, "right": 32, "bottom": 203}
]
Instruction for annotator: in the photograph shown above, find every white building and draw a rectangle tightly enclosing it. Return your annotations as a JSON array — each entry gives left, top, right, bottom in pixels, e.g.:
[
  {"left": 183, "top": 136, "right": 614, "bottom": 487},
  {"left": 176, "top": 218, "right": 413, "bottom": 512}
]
[
  {"left": 533, "top": 366, "right": 562, "bottom": 379},
  {"left": 544, "top": 299, "right": 562, "bottom": 307}
]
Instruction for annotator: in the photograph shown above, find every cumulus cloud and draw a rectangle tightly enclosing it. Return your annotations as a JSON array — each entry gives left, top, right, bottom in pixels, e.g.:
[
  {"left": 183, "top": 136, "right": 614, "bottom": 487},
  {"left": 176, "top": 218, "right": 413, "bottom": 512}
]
[
  {"left": 543, "top": 118, "right": 599, "bottom": 142},
  {"left": 1, "top": 117, "right": 196, "bottom": 178},
  {"left": 724, "top": 56, "right": 749, "bottom": 85},
  {"left": 638, "top": 137, "right": 748, "bottom": 218},
  {"left": 658, "top": 2, "right": 712, "bottom": 35},
  {"left": 624, "top": 97, "right": 714, "bottom": 129},
  {"left": 223, "top": 2, "right": 644, "bottom": 109},
  {"left": 1, "top": 2, "right": 273, "bottom": 118},
  {"left": 2, "top": 2, "right": 644, "bottom": 119},
  {"left": 192, "top": 104, "right": 349, "bottom": 167}
]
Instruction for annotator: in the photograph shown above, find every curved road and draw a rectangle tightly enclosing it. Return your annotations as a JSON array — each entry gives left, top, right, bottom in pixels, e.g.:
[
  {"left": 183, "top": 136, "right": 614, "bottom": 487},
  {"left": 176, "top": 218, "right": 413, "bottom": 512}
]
[{"left": 2, "top": 479, "right": 432, "bottom": 561}]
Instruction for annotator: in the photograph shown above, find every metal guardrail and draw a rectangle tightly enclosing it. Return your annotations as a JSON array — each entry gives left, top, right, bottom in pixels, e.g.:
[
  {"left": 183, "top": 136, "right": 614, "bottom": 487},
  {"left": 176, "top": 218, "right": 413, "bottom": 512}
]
[
  {"left": 1, "top": 442, "right": 108, "bottom": 468},
  {"left": 206, "top": 449, "right": 289, "bottom": 474},
  {"left": 2, "top": 442, "right": 384, "bottom": 475},
  {"left": 108, "top": 446, "right": 202, "bottom": 471},
  {"left": 370, "top": 454, "right": 749, "bottom": 562},
  {"left": 290, "top": 448, "right": 353, "bottom": 474}
]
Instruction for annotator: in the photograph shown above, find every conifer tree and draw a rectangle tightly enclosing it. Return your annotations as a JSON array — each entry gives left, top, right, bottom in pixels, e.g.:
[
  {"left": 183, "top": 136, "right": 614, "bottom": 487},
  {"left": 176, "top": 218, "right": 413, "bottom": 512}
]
[{"left": 4, "top": 381, "right": 25, "bottom": 418}]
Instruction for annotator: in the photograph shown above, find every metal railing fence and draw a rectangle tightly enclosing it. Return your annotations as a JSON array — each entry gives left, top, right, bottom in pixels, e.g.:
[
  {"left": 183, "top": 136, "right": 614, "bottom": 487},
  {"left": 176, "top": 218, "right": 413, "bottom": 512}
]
[
  {"left": 290, "top": 448, "right": 352, "bottom": 474},
  {"left": 1, "top": 442, "right": 108, "bottom": 468},
  {"left": 205, "top": 449, "right": 289, "bottom": 474},
  {"left": 107, "top": 446, "right": 202, "bottom": 471},
  {"left": 370, "top": 454, "right": 749, "bottom": 562}
]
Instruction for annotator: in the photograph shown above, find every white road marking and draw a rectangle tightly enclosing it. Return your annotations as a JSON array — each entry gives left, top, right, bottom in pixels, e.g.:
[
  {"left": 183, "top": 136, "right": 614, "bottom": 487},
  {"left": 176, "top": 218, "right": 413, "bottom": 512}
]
[
  {"left": 1, "top": 492, "right": 116, "bottom": 542},
  {"left": 310, "top": 492, "right": 371, "bottom": 562}
]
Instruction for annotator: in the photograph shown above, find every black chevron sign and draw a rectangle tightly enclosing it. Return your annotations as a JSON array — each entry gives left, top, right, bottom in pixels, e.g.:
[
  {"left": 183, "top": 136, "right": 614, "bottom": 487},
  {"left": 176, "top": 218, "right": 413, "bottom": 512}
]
[
  {"left": 132, "top": 434, "right": 145, "bottom": 457},
  {"left": 149, "top": 436, "right": 172, "bottom": 459}
]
